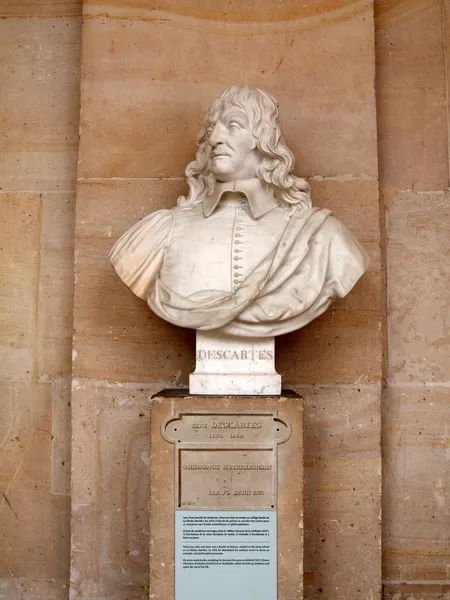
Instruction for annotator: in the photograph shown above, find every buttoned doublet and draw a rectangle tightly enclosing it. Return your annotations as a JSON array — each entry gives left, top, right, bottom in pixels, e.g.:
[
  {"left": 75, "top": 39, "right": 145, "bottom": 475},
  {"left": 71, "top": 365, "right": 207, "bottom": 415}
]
[{"left": 110, "top": 180, "right": 369, "bottom": 337}]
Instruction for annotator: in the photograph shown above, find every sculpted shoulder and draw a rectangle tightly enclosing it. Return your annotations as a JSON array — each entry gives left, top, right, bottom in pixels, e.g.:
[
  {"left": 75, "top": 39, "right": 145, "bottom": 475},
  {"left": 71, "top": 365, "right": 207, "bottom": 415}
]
[
  {"left": 109, "top": 207, "right": 176, "bottom": 301},
  {"left": 315, "top": 213, "right": 370, "bottom": 297}
]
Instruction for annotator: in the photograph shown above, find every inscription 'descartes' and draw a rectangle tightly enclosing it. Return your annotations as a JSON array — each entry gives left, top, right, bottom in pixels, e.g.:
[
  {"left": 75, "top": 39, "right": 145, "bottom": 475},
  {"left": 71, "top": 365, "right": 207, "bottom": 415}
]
[
  {"left": 197, "top": 349, "right": 274, "bottom": 360},
  {"left": 192, "top": 420, "right": 262, "bottom": 430}
]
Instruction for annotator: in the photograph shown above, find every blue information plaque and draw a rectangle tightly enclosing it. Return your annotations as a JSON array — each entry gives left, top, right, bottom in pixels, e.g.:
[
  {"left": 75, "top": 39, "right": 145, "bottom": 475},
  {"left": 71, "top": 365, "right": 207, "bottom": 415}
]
[{"left": 175, "top": 510, "right": 277, "bottom": 600}]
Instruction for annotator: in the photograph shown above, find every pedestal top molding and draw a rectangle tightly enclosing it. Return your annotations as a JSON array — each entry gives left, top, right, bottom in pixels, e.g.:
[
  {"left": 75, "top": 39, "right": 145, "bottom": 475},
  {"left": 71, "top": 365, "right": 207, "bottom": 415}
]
[{"left": 109, "top": 85, "right": 369, "bottom": 393}]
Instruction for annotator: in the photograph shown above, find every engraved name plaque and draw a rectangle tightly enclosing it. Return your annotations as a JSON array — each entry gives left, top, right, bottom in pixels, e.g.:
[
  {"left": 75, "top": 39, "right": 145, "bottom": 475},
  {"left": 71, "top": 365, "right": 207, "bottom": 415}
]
[
  {"left": 162, "top": 410, "right": 290, "bottom": 511},
  {"left": 149, "top": 396, "right": 303, "bottom": 600}
]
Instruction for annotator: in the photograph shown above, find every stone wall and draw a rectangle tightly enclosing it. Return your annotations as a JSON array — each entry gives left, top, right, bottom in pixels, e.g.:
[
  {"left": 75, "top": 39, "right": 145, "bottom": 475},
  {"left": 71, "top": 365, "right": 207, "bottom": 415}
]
[
  {"left": 0, "top": 1, "right": 448, "bottom": 599},
  {"left": 376, "top": 1, "right": 450, "bottom": 598},
  {"left": 0, "top": 1, "right": 81, "bottom": 598}
]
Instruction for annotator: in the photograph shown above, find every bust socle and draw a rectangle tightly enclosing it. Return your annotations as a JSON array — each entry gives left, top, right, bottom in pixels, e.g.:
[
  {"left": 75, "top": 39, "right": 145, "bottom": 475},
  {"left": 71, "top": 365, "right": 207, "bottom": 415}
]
[{"left": 110, "top": 85, "right": 369, "bottom": 392}]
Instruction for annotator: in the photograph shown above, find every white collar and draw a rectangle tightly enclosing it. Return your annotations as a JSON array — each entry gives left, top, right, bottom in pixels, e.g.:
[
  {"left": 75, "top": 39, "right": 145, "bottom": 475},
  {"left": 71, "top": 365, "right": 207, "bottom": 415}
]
[{"left": 203, "top": 178, "right": 279, "bottom": 219}]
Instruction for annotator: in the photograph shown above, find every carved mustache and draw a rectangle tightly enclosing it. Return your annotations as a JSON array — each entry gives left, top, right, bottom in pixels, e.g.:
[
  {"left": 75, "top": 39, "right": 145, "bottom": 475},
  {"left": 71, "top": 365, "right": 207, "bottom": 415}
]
[{"left": 211, "top": 143, "right": 232, "bottom": 158}]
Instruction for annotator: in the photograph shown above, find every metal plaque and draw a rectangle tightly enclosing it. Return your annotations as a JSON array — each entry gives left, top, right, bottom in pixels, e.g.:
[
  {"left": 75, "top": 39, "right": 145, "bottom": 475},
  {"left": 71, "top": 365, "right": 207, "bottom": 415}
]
[{"left": 175, "top": 510, "right": 277, "bottom": 600}]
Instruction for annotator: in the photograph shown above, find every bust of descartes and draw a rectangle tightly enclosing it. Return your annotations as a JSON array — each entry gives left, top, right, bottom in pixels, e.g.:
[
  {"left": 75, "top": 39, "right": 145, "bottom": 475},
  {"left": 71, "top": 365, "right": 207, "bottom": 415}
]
[{"left": 110, "top": 85, "right": 369, "bottom": 337}]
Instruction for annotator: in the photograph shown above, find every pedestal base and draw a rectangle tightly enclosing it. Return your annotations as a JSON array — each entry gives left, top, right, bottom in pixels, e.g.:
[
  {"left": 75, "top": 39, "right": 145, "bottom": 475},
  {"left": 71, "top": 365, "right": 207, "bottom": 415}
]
[
  {"left": 189, "top": 373, "right": 281, "bottom": 395},
  {"left": 149, "top": 394, "right": 303, "bottom": 600}
]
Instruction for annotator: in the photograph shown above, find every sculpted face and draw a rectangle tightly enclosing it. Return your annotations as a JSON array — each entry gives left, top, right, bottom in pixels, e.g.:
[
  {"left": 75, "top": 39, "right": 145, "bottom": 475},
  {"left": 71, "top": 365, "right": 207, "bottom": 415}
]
[{"left": 206, "top": 107, "right": 261, "bottom": 182}]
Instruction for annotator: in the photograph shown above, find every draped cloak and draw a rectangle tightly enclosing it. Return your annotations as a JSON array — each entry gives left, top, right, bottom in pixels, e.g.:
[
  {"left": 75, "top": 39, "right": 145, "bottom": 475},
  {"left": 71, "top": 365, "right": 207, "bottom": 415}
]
[{"left": 109, "top": 185, "right": 369, "bottom": 337}]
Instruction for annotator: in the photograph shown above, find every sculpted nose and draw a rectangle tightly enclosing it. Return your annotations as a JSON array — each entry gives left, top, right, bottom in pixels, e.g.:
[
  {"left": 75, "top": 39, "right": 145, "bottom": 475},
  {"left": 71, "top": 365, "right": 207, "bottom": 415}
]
[{"left": 208, "top": 122, "right": 225, "bottom": 147}]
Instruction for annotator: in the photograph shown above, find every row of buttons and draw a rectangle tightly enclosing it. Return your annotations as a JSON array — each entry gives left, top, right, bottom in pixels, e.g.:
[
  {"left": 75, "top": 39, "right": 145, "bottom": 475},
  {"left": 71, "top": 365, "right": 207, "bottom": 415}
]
[{"left": 233, "top": 200, "right": 246, "bottom": 291}]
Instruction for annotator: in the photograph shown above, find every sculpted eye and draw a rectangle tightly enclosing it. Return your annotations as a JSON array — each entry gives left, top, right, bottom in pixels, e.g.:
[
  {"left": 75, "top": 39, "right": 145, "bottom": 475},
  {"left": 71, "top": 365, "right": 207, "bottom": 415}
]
[{"left": 229, "top": 121, "right": 243, "bottom": 131}]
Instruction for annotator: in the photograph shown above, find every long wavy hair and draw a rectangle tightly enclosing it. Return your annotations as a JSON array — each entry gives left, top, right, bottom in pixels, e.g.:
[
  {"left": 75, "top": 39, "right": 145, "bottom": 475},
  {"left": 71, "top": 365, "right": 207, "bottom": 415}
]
[{"left": 178, "top": 85, "right": 311, "bottom": 211}]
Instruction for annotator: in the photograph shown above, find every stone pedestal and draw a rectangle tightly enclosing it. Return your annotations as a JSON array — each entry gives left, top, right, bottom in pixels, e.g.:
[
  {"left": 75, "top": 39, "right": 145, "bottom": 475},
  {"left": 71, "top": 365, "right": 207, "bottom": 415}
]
[
  {"left": 149, "top": 393, "right": 303, "bottom": 600},
  {"left": 190, "top": 331, "right": 282, "bottom": 395}
]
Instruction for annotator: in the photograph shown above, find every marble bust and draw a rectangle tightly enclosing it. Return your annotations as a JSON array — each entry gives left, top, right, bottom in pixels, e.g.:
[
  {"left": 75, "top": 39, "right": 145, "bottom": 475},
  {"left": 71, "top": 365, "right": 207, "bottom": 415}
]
[{"left": 110, "top": 84, "right": 369, "bottom": 340}]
